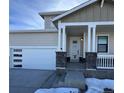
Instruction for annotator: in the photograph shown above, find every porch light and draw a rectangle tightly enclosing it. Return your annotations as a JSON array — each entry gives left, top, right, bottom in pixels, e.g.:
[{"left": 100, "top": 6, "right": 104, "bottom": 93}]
[{"left": 80, "top": 37, "right": 83, "bottom": 41}]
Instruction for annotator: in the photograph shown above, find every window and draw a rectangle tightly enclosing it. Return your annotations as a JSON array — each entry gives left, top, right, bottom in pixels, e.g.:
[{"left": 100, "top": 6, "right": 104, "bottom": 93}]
[
  {"left": 12, "top": 48, "right": 22, "bottom": 68},
  {"left": 14, "top": 49, "right": 22, "bottom": 52},
  {"left": 14, "top": 65, "right": 22, "bottom": 67},
  {"left": 97, "top": 36, "right": 108, "bottom": 53},
  {"left": 13, "top": 59, "right": 22, "bottom": 62},
  {"left": 73, "top": 41, "right": 77, "bottom": 44},
  {"left": 13, "top": 54, "right": 22, "bottom": 57}
]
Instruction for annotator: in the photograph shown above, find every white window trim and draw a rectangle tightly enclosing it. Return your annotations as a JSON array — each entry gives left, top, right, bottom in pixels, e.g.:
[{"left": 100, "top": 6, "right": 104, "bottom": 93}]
[{"left": 96, "top": 34, "right": 109, "bottom": 55}]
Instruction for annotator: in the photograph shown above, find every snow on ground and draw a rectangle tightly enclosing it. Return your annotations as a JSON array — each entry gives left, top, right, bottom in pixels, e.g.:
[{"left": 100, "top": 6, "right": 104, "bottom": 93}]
[
  {"left": 34, "top": 78, "right": 114, "bottom": 93},
  {"left": 35, "top": 88, "right": 79, "bottom": 93},
  {"left": 85, "top": 78, "right": 114, "bottom": 93}
]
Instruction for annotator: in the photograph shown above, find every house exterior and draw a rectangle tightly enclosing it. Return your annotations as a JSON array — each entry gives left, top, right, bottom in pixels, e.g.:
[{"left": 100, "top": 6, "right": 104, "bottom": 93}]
[{"left": 9, "top": 0, "right": 114, "bottom": 77}]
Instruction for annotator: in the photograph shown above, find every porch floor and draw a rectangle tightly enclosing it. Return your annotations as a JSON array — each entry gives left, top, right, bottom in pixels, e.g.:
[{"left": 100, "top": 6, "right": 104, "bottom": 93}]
[{"left": 66, "top": 62, "right": 86, "bottom": 70}]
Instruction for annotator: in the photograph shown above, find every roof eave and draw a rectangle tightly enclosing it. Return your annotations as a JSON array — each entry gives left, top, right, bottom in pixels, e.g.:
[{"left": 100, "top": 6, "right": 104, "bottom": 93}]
[{"left": 39, "top": 11, "right": 67, "bottom": 19}]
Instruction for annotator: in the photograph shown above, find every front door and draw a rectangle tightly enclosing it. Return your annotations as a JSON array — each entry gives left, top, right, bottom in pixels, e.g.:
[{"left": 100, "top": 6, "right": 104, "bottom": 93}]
[{"left": 70, "top": 37, "right": 80, "bottom": 62}]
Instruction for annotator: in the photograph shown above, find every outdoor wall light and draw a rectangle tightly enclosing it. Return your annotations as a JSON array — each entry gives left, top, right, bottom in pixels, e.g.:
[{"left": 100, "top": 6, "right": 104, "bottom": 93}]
[{"left": 80, "top": 37, "right": 83, "bottom": 41}]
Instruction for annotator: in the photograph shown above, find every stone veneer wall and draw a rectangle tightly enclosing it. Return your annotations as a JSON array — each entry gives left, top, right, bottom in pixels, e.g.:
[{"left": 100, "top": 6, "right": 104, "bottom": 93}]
[
  {"left": 83, "top": 69, "right": 114, "bottom": 79},
  {"left": 86, "top": 52, "right": 97, "bottom": 69},
  {"left": 56, "top": 52, "right": 67, "bottom": 67}
]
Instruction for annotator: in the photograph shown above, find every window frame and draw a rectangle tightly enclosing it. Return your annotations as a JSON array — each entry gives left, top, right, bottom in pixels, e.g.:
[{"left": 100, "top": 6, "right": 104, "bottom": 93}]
[{"left": 96, "top": 34, "right": 109, "bottom": 54}]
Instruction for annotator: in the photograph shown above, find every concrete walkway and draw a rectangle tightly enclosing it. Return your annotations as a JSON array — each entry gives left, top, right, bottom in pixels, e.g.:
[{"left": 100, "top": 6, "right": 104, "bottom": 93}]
[
  {"left": 9, "top": 69, "right": 55, "bottom": 93},
  {"left": 66, "top": 62, "right": 86, "bottom": 70},
  {"left": 64, "top": 71, "right": 85, "bottom": 89},
  {"left": 53, "top": 70, "right": 85, "bottom": 90}
]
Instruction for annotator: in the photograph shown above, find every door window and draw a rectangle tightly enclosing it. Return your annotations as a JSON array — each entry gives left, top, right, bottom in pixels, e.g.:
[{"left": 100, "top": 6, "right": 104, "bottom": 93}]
[{"left": 73, "top": 40, "right": 77, "bottom": 44}]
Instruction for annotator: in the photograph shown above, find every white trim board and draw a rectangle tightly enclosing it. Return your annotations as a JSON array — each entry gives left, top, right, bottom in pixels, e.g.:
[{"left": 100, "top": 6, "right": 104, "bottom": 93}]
[
  {"left": 10, "top": 46, "right": 57, "bottom": 49},
  {"left": 52, "top": 0, "right": 97, "bottom": 21},
  {"left": 60, "top": 21, "right": 114, "bottom": 27}
]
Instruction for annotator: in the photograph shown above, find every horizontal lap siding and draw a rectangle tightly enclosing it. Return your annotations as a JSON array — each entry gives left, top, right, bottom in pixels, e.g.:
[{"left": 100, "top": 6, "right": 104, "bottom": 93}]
[
  {"left": 61, "top": 2, "right": 114, "bottom": 22},
  {"left": 96, "top": 26, "right": 114, "bottom": 54},
  {"left": 84, "top": 26, "right": 114, "bottom": 55},
  {"left": 9, "top": 33, "right": 58, "bottom": 46}
]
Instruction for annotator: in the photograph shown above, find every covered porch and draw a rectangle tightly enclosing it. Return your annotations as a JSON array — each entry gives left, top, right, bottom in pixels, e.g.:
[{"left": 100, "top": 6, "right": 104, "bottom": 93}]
[{"left": 56, "top": 21, "right": 114, "bottom": 70}]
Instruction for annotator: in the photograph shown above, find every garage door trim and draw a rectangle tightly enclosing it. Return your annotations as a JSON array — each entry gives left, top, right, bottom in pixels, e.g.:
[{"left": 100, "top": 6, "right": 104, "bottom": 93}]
[{"left": 10, "top": 46, "right": 57, "bottom": 49}]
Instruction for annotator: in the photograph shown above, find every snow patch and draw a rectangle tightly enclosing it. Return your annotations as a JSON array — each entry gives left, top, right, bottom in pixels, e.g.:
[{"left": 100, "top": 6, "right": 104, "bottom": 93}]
[
  {"left": 34, "top": 87, "right": 79, "bottom": 93},
  {"left": 34, "top": 78, "right": 114, "bottom": 93},
  {"left": 85, "top": 78, "right": 114, "bottom": 93},
  {"left": 86, "top": 87, "right": 103, "bottom": 93}
]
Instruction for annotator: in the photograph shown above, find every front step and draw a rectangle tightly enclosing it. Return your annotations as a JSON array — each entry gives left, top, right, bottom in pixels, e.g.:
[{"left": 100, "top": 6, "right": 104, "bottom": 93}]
[
  {"left": 66, "top": 62, "right": 86, "bottom": 70},
  {"left": 66, "top": 68, "right": 85, "bottom": 71}
]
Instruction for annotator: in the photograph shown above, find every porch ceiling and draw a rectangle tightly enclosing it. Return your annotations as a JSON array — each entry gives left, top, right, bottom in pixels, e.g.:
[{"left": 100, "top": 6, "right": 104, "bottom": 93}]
[
  {"left": 66, "top": 26, "right": 87, "bottom": 36},
  {"left": 66, "top": 25, "right": 114, "bottom": 36}
]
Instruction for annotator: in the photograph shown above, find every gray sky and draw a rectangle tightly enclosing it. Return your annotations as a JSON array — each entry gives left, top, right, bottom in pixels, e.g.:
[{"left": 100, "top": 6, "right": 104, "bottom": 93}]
[{"left": 9, "top": 0, "right": 88, "bottom": 30}]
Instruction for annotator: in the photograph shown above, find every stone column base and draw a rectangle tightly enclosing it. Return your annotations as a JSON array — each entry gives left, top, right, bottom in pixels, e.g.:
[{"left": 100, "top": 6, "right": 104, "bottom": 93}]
[
  {"left": 86, "top": 52, "right": 97, "bottom": 69},
  {"left": 56, "top": 51, "right": 67, "bottom": 67}
]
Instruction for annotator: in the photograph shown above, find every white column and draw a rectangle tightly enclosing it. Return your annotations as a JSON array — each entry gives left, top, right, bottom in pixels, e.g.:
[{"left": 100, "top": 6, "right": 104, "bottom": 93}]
[
  {"left": 62, "top": 26, "right": 66, "bottom": 52},
  {"left": 88, "top": 26, "right": 91, "bottom": 52},
  {"left": 83, "top": 32, "right": 86, "bottom": 58},
  {"left": 58, "top": 26, "right": 61, "bottom": 51},
  {"left": 92, "top": 25, "right": 96, "bottom": 52}
]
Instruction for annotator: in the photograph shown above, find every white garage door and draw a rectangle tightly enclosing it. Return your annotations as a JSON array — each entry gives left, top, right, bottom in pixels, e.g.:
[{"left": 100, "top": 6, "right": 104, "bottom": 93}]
[{"left": 10, "top": 46, "right": 56, "bottom": 70}]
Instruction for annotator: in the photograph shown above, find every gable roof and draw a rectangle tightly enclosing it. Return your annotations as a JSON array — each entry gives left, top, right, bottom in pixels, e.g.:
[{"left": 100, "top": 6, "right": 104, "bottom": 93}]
[
  {"left": 52, "top": 0, "right": 114, "bottom": 22},
  {"left": 52, "top": 0, "right": 97, "bottom": 21}
]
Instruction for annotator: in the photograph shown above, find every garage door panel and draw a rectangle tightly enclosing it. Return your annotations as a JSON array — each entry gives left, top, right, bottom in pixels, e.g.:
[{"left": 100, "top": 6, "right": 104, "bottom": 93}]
[
  {"left": 10, "top": 47, "right": 56, "bottom": 70},
  {"left": 22, "top": 48, "right": 56, "bottom": 70}
]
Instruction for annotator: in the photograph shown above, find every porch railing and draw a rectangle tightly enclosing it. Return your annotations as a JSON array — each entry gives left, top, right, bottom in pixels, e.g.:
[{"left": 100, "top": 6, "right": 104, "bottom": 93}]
[{"left": 96, "top": 55, "right": 114, "bottom": 69}]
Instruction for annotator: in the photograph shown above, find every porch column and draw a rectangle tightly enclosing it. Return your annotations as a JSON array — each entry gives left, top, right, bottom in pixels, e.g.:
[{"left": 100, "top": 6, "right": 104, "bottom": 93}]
[
  {"left": 88, "top": 26, "right": 91, "bottom": 52},
  {"left": 83, "top": 32, "right": 86, "bottom": 58},
  {"left": 58, "top": 26, "right": 61, "bottom": 51},
  {"left": 62, "top": 26, "right": 66, "bottom": 51},
  {"left": 56, "top": 23, "right": 67, "bottom": 72},
  {"left": 86, "top": 25, "right": 97, "bottom": 69},
  {"left": 92, "top": 25, "right": 96, "bottom": 52}
]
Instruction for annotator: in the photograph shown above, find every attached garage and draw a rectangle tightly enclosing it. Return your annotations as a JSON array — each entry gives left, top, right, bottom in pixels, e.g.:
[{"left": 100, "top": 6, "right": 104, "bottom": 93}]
[
  {"left": 10, "top": 46, "right": 57, "bottom": 70},
  {"left": 9, "top": 31, "right": 58, "bottom": 70}
]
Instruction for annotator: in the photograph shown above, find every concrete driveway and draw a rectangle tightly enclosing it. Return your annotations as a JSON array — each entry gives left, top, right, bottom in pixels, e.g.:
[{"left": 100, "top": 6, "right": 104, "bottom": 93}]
[{"left": 9, "top": 69, "right": 55, "bottom": 93}]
